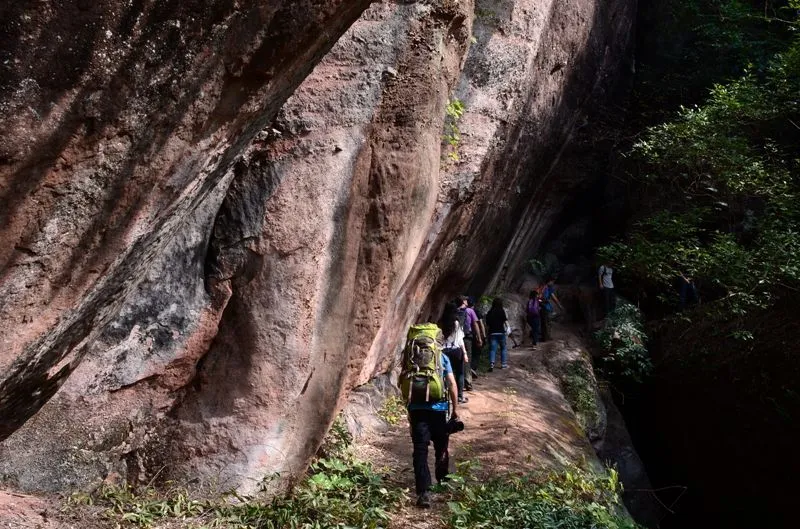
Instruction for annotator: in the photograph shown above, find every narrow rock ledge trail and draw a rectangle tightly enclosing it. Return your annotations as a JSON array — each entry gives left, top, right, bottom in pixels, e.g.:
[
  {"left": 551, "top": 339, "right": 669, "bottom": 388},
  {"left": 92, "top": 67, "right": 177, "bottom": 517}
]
[
  {"left": 355, "top": 322, "right": 600, "bottom": 529},
  {"left": 0, "top": 322, "right": 602, "bottom": 529}
]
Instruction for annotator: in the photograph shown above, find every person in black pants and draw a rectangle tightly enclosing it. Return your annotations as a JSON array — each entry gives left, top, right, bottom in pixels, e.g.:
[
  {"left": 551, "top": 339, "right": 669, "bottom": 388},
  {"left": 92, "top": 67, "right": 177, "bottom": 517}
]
[
  {"left": 440, "top": 302, "right": 469, "bottom": 403},
  {"left": 407, "top": 353, "right": 459, "bottom": 507},
  {"left": 598, "top": 263, "right": 616, "bottom": 317},
  {"left": 540, "top": 277, "right": 564, "bottom": 341}
]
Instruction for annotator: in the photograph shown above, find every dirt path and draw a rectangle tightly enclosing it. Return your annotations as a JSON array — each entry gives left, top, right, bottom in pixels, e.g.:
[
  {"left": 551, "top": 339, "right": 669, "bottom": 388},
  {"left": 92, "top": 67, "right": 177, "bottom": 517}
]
[
  {"left": 0, "top": 325, "right": 597, "bottom": 529},
  {"left": 355, "top": 323, "right": 597, "bottom": 528}
]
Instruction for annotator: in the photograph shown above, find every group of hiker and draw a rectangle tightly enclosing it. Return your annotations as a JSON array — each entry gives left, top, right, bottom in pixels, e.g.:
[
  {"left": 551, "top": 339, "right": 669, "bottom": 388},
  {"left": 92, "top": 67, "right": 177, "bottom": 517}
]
[
  {"left": 524, "top": 277, "right": 565, "bottom": 346},
  {"left": 399, "top": 294, "right": 518, "bottom": 506},
  {"left": 399, "top": 265, "right": 627, "bottom": 507},
  {"left": 398, "top": 260, "right": 702, "bottom": 507},
  {"left": 399, "top": 285, "right": 573, "bottom": 507},
  {"left": 433, "top": 295, "right": 519, "bottom": 403}
]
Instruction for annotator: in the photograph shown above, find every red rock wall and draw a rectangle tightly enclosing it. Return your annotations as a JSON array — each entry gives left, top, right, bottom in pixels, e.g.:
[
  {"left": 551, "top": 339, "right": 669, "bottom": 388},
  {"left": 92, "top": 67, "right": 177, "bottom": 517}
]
[
  {"left": 0, "top": 0, "right": 636, "bottom": 493},
  {"left": 0, "top": 0, "right": 373, "bottom": 491}
]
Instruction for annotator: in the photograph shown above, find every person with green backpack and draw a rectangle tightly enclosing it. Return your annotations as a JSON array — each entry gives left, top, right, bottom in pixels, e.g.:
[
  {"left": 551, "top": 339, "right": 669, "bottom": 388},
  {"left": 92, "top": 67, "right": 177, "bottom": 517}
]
[{"left": 399, "top": 323, "right": 460, "bottom": 508}]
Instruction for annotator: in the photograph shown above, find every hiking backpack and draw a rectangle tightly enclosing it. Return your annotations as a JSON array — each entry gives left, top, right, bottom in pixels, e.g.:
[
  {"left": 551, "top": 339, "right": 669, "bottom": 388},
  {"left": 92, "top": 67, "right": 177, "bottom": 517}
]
[
  {"left": 400, "top": 323, "right": 445, "bottom": 404},
  {"left": 456, "top": 307, "right": 471, "bottom": 337}
]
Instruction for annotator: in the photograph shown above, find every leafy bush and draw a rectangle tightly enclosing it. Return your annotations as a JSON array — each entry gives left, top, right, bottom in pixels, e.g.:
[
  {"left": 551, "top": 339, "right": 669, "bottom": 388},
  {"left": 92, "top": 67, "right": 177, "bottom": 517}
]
[
  {"left": 527, "top": 253, "right": 560, "bottom": 280},
  {"left": 560, "top": 361, "right": 601, "bottom": 432},
  {"left": 316, "top": 414, "right": 353, "bottom": 460},
  {"left": 635, "top": 0, "right": 797, "bottom": 120},
  {"left": 443, "top": 464, "right": 638, "bottom": 529},
  {"left": 92, "top": 485, "right": 205, "bottom": 526},
  {"left": 92, "top": 454, "right": 403, "bottom": 529},
  {"left": 377, "top": 395, "right": 407, "bottom": 426},
  {"left": 210, "top": 456, "right": 404, "bottom": 529},
  {"left": 604, "top": 27, "right": 800, "bottom": 321},
  {"left": 594, "top": 302, "right": 652, "bottom": 383}
]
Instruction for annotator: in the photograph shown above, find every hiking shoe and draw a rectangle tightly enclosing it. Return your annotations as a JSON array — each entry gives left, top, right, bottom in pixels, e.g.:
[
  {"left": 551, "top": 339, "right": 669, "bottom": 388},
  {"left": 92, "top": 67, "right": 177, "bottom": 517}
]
[
  {"left": 458, "top": 396, "right": 469, "bottom": 404},
  {"left": 464, "top": 383, "right": 474, "bottom": 391},
  {"left": 488, "top": 363, "right": 494, "bottom": 372},
  {"left": 416, "top": 492, "right": 432, "bottom": 508},
  {"left": 501, "top": 364, "right": 509, "bottom": 369}
]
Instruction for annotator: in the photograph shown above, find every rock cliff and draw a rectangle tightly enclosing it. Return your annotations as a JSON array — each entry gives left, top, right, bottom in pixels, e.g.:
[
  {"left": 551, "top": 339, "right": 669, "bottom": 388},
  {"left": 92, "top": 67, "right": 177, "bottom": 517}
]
[{"left": 0, "top": 0, "right": 636, "bottom": 493}]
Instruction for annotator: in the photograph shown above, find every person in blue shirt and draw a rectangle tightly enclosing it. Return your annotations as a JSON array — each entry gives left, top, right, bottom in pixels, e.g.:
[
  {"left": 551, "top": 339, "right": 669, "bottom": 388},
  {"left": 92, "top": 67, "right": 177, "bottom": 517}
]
[
  {"left": 407, "top": 350, "right": 459, "bottom": 508},
  {"left": 540, "top": 277, "right": 564, "bottom": 341}
]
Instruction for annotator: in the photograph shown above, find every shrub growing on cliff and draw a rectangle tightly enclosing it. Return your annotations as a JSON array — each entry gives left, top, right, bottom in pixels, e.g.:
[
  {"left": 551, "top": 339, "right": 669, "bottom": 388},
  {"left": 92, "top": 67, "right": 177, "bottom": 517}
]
[
  {"left": 377, "top": 395, "right": 407, "bottom": 425},
  {"left": 560, "top": 360, "right": 602, "bottom": 433},
  {"left": 594, "top": 302, "right": 652, "bottom": 383},
  {"left": 316, "top": 414, "right": 353, "bottom": 460},
  {"left": 443, "top": 98, "right": 466, "bottom": 162}
]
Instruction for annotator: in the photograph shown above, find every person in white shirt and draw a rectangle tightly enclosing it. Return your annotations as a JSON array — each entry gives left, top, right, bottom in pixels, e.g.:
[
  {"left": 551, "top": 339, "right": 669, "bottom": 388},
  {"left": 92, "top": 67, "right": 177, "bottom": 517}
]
[
  {"left": 598, "top": 262, "right": 617, "bottom": 316},
  {"left": 439, "top": 303, "right": 469, "bottom": 404}
]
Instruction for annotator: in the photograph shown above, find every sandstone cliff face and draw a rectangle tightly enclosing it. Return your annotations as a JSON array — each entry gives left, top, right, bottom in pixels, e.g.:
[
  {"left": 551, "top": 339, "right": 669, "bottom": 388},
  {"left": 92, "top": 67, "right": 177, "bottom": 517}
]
[
  {"left": 0, "top": 0, "right": 636, "bottom": 493},
  {"left": 0, "top": 0, "right": 374, "bottom": 491}
]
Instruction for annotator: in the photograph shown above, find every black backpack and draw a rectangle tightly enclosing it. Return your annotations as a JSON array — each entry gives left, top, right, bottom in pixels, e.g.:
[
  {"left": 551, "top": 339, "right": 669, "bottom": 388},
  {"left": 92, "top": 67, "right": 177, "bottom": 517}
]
[{"left": 456, "top": 307, "right": 472, "bottom": 338}]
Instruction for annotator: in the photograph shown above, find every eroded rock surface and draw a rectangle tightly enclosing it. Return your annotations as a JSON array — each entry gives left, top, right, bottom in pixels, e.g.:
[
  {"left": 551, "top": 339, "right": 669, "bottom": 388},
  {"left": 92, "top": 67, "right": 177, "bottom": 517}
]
[
  {"left": 0, "top": 0, "right": 373, "bottom": 491},
  {"left": 0, "top": 0, "right": 636, "bottom": 493}
]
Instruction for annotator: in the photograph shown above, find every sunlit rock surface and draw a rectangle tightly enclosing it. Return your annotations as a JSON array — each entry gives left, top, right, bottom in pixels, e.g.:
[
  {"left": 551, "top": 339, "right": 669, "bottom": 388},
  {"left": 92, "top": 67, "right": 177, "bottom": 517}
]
[{"left": 0, "top": 0, "right": 635, "bottom": 493}]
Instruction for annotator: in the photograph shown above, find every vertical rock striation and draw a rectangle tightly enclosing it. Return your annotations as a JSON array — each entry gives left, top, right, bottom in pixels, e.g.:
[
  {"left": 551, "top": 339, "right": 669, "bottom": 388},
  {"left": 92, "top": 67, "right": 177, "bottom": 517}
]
[{"left": 166, "top": 0, "right": 476, "bottom": 491}]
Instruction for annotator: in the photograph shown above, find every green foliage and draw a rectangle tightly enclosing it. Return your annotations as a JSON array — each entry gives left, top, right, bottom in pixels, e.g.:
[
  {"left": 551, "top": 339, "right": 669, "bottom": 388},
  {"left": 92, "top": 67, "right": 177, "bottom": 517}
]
[
  {"left": 92, "top": 412, "right": 404, "bottom": 529},
  {"left": 377, "top": 395, "right": 407, "bottom": 426},
  {"left": 96, "top": 485, "right": 205, "bottom": 526},
  {"left": 316, "top": 414, "right": 353, "bottom": 460},
  {"left": 443, "top": 98, "right": 466, "bottom": 162},
  {"left": 92, "top": 454, "right": 403, "bottom": 529},
  {"left": 560, "top": 361, "right": 601, "bottom": 432},
  {"left": 606, "top": 28, "right": 800, "bottom": 321},
  {"left": 477, "top": 294, "right": 493, "bottom": 306},
  {"left": 208, "top": 456, "right": 404, "bottom": 529},
  {"left": 527, "top": 253, "right": 560, "bottom": 279},
  {"left": 593, "top": 302, "right": 653, "bottom": 383},
  {"left": 636, "top": 0, "right": 797, "bottom": 119},
  {"left": 443, "top": 464, "right": 638, "bottom": 529}
]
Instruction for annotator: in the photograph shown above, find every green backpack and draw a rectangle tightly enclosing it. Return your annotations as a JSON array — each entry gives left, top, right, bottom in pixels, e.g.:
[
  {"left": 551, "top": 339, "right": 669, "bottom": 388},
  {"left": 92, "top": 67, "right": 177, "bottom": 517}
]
[{"left": 400, "top": 323, "right": 445, "bottom": 404}]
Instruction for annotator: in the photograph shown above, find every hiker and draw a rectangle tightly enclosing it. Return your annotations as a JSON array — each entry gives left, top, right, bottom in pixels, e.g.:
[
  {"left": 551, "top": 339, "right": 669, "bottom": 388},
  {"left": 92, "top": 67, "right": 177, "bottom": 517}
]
[
  {"left": 678, "top": 273, "right": 699, "bottom": 309},
  {"left": 400, "top": 324, "right": 459, "bottom": 508},
  {"left": 539, "top": 277, "right": 564, "bottom": 342},
  {"left": 485, "top": 297, "right": 509, "bottom": 370},
  {"left": 525, "top": 289, "right": 542, "bottom": 346},
  {"left": 467, "top": 296, "right": 486, "bottom": 379},
  {"left": 598, "top": 262, "right": 616, "bottom": 316},
  {"left": 439, "top": 302, "right": 469, "bottom": 403},
  {"left": 458, "top": 296, "right": 482, "bottom": 390},
  {"left": 469, "top": 296, "right": 487, "bottom": 343}
]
